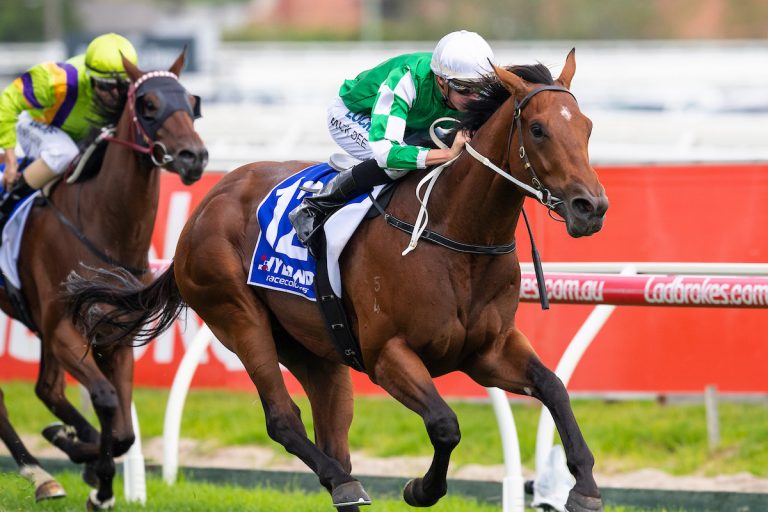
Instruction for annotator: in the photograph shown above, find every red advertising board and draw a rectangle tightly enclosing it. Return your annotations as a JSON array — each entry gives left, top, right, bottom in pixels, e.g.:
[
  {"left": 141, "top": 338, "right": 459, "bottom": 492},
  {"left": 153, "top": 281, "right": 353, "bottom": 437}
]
[{"left": 1, "top": 163, "right": 767, "bottom": 396}]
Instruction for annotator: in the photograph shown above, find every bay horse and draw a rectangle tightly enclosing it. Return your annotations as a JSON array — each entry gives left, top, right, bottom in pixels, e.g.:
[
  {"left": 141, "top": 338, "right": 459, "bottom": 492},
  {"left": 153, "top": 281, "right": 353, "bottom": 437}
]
[
  {"left": 68, "top": 50, "right": 607, "bottom": 511},
  {"left": 0, "top": 51, "right": 207, "bottom": 509}
]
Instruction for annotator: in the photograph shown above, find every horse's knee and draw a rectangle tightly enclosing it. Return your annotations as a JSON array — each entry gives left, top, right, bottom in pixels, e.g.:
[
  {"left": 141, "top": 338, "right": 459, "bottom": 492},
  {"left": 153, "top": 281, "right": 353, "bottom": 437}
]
[
  {"left": 89, "top": 382, "right": 118, "bottom": 413},
  {"left": 113, "top": 433, "right": 135, "bottom": 458},
  {"left": 426, "top": 410, "right": 461, "bottom": 451},
  {"left": 34, "top": 379, "right": 53, "bottom": 404},
  {"left": 527, "top": 358, "right": 567, "bottom": 401}
]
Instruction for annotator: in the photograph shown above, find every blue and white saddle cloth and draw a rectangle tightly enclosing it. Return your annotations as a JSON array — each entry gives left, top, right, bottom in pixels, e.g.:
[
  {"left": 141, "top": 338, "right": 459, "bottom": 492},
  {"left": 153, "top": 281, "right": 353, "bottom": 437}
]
[
  {"left": 0, "top": 161, "right": 39, "bottom": 289},
  {"left": 247, "top": 162, "right": 384, "bottom": 301}
]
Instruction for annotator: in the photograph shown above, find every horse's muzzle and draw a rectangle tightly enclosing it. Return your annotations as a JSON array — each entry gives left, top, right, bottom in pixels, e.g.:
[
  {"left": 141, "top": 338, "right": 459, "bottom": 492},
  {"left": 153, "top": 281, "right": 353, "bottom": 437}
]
[
  {"left": 561, "top": 193, "right": 609, "bottom": 237},
  {"left": 175, "top": 147, "right": 209, "bottom": 184}
]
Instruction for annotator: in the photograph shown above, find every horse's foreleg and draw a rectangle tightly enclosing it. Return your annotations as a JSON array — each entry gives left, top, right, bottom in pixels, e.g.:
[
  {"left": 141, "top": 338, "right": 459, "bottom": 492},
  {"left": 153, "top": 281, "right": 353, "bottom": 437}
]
[
  {"left": 280, "top": 354, "right": 355, "bottom": 475},
  {"left": 50, "top": 323, "right": 122, "bottom": 509},
  {"left": 373, "top": 337, "right": 460, "bottom": 507},
  {"left": 463, "top": 327, "right": 602, "bottom": 512},
  {"left": 0, "top": 386, "right": 67, "bottom": 501},
  {"left": 36, "top": 346, "right": 101, "bottom": 463}
]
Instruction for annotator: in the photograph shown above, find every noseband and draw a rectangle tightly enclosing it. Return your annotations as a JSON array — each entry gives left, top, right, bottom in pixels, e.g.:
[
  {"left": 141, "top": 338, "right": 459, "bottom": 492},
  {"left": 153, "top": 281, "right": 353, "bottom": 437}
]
[{"left": 464, "top": 85, "right": 576, "bottom": 210}]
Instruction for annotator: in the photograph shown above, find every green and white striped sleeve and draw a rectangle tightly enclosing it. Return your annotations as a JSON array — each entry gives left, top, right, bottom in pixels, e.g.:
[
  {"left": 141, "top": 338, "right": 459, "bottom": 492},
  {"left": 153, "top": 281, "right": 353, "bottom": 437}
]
[{"left": 368, "top": 65, "right": 429, "bottom": 171}]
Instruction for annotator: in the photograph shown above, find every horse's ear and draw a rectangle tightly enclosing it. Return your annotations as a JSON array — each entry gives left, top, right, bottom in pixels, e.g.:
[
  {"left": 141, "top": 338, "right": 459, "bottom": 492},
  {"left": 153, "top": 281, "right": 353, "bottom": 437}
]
[
  {"left": 557, "top": 48, "right": 576, "bottom": 89},
  {"left": 493, "top": 64, "right": 529, "bottom": 99},
  {"left": 169, "top": 47, "right": 187, "bottom": 77},
  {"left": 122, "top": 53, "right": 141, "bottom": 82}
]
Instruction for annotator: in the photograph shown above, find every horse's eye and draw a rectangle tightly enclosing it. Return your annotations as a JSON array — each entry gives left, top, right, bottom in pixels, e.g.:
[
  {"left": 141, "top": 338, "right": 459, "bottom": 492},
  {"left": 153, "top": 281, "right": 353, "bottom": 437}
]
[
  {"left": 530, "top": 123, "right": 545, "bottom": 139},
  {"left": 142, "top": 99, "right": 157, "bottom": 118}
]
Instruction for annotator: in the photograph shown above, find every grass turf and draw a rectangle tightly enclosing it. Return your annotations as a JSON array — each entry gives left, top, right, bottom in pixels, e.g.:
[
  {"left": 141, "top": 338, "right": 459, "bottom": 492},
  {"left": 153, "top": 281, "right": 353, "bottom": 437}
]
[{"left": 1, "top": 380, "right": 767, "bottom": 477}]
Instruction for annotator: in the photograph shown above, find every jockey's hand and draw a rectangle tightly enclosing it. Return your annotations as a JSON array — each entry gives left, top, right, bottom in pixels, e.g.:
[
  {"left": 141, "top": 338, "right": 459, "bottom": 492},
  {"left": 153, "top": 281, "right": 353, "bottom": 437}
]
[
  {"left": 2, "top": 149, "right": 18, "bottom": 190},
  {"left": 424, "top": 129, "right": 472, "bottom": 166},
  {"left": 449, "top": 129, "right": 471, "bottom": 158}
]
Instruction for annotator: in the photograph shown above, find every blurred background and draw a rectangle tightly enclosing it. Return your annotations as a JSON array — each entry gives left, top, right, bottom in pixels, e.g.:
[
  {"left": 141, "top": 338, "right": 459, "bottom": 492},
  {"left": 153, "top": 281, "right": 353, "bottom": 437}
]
[{"left": 1, "top": 0, "right": 767, "bottom": 170}]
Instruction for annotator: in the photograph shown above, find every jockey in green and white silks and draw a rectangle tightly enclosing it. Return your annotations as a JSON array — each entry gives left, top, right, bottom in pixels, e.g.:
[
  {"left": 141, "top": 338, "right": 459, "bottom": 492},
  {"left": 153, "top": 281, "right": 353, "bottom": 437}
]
[
  {"left": 0, "top": 33, "right": 138, "bottom": 231},
  {"left": 332, "top": 52, "right": 460, "bottom": 176},
  {"left": 290, "top": 30, "right": 496, "bottom": 255}
]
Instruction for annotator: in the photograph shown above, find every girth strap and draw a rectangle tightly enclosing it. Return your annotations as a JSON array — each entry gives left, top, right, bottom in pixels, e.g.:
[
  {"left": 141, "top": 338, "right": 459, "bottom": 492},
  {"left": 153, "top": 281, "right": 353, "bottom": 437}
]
[
  {"left": 368, "top": 193, "right": 516, "bottom": 255},
  {"left": 313, "top": 239, "right": 366, "bottom": 372}
]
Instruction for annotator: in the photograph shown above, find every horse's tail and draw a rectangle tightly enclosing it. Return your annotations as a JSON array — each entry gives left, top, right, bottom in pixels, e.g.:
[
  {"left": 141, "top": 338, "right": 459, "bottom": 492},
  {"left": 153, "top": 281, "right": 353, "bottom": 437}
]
[{"left": 65, "top": 262, "right": 186, "bottom": 348}]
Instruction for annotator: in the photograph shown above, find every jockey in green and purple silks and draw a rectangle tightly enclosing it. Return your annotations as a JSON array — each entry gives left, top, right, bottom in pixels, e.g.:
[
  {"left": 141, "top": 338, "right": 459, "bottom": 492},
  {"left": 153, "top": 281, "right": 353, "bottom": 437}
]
[
  {"left": 0, "top": 33, "right": 138, "bottom": 230},
  {"left": 289, "top": 30, "right": 496, "bottom": 254}
]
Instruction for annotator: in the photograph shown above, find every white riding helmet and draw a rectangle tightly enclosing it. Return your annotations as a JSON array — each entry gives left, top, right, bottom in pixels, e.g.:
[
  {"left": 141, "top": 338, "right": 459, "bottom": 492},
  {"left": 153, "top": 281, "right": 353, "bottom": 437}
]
[{"left": 430, "top": 30, "right": 495, "bottom": 81}]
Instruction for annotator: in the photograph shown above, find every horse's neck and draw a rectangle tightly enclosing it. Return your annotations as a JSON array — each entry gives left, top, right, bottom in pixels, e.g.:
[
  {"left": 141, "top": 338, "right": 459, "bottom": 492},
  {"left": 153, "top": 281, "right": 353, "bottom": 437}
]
[
  {"left": 429, "top": 103, "right": 526, "bottom": 245},
  {"left": 84, "top": 111, "right": 159, "bottom": 252}
]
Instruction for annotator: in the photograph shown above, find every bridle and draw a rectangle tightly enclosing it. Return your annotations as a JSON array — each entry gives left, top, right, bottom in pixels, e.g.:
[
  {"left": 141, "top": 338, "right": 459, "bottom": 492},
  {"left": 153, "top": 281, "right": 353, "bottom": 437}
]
[
  {"left": 464, "top": 85, "right": 576, "bottom": 211},
  {"left": 102, "top": 70, "right": 200, "bottom": 167},
  {"left": 43, "top": 70, "right": 201, "bottom": 276}
]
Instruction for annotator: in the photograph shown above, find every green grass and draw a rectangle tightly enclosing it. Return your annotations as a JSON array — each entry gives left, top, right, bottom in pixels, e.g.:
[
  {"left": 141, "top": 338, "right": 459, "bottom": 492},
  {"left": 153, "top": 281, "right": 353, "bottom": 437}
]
[
  {"left": 2, "top": 380, "right": 768, "bottom": 477},
  {"left": 0, "top": 470, "right": 501, "bottom": 512},
  {"left": 0, "top": 471, "right": 683, "bottom": 512}
]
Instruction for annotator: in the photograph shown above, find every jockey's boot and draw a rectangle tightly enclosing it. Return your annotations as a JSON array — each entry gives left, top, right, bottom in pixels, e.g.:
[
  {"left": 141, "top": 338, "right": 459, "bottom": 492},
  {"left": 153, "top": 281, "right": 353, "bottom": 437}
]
[
  {"left": 289, "top": 159, "right": 389, "bottom": 256},
  {"left": 0, "top": 175, "right": 34, "bottom": 234}
]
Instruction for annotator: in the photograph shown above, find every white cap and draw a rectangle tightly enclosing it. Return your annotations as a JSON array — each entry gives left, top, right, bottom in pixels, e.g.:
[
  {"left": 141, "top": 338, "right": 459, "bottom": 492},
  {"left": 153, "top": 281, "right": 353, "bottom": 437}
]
[{"left": 430, "top": 30, "right": 495, "bottom": 80}]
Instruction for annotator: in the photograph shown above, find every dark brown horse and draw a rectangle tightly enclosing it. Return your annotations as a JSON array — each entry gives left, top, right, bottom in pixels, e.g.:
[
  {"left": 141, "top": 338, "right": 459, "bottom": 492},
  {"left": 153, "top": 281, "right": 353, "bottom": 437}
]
[
  {"left": 68, "top": 50, "right": 607, "bottom": 511},
  {"left": 0, "top": 51, "right": 207, "bottom": 509}
]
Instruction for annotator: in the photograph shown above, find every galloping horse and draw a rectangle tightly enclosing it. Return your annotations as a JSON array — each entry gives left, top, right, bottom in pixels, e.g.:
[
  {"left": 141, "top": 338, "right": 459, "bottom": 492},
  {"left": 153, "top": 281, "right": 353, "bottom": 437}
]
[
  {"left": 68, "top": 50, "right": 607, "bottom": 511},
  {"left": 0, "top": 51, "right": 207, "bottom": 509}
]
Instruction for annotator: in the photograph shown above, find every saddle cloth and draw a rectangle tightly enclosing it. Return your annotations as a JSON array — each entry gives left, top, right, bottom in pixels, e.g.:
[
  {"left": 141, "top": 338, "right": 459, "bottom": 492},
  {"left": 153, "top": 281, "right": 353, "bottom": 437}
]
[
  {"left": 247, "top": 162, "right": 384, "bottom": 301},
  {"left": 0, "top": 162, "right": 39, "bottom": 289}
]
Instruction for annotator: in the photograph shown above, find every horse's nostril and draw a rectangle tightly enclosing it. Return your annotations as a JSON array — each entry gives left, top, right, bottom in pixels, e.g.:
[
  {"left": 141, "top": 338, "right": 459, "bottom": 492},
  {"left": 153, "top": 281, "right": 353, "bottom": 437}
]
[
  {"left": 571, "top": 197, "right": 594, "bottom": 217},
  {"left": 178, "top": 150, "right": 197, "bottom": 166}
]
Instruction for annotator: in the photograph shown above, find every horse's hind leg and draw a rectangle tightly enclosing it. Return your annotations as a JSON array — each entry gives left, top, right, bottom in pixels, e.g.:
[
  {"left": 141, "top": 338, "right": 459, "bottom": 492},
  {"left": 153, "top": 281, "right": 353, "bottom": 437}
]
[
  {"left": 372, "top": 337, "right": 461, "bottom": 507},
  {"left": 0, "top": 386, "right": 66, "bottom": 501},
  {"left": 463, "top": 327, "right": 602, "bottom": 512},
  {"left": 279, "top": 344, "right": 366, "bottom": 511}
]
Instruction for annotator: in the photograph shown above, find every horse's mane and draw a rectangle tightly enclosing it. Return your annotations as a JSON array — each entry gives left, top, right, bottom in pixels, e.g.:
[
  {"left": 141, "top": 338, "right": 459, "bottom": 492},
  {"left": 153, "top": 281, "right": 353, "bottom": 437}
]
[
  {"left": 458, "top": 63, "right": 555, "bottom": 136},
  {"left": 73, "top": 86, "right": 128, "bottom": 182}
]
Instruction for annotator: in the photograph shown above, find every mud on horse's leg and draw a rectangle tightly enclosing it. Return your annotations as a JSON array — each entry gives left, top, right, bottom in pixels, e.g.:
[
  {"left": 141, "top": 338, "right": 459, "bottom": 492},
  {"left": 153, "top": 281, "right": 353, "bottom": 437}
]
[{"left": 373, "top": 338, "right": 461, "bottom": 507}]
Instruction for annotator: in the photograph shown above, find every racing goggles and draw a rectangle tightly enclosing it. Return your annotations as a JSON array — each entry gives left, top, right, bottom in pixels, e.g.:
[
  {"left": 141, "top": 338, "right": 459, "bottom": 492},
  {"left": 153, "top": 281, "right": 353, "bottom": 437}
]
[
  {"left": 447, "top": 79, "right": 477, "bottom": 95},
  {"left": 91, "top": 76, "right": 128, "bottom": 93}
]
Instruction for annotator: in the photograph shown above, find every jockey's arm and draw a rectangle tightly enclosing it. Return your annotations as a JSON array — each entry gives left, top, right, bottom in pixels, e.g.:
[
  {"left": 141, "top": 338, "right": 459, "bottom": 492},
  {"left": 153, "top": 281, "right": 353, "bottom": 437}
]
[
  {"left": 0, "top": 63, "right": 58, "bottom": 188},
  {"left": 368, "top": 67, "right": 467, "bottom": 172}
]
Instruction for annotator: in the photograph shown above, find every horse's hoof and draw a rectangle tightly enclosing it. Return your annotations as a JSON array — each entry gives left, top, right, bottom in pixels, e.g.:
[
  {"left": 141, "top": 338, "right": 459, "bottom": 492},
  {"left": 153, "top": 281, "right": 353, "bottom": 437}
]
[
  {"left": 35, "top": 479, "right": 67, "bottom": 501},
  {"left": 82, "top": 461, "right": 99, "bottom": 488},
  {"left": 42, "top": 423, "right": 67, "bottom": 442},
  {"left": 331, "top": 480, "right": 371, "bottom": 508},
  {"left": 565, "top": 489, "right": 603, "bottom": 512},
  {"left": 86, "top": 490, "right": 116, "bottom": 510},
  {"left": 403, "top": 478, "right": 445, "bottom": 507}
]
